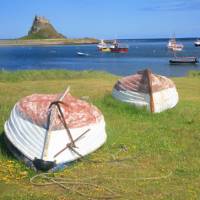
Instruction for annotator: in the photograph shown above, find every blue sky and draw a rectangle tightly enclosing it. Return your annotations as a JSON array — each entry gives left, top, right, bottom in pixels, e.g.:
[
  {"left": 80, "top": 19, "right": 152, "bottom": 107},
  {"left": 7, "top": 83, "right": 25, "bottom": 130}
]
[{"left": 0, "top": 0, "right": 200, "bottom": 39}]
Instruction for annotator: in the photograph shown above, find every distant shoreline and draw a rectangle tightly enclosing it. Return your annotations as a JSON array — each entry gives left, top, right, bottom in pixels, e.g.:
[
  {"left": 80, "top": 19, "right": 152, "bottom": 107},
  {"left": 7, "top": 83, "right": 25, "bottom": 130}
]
[
  {"left": 0, "top": 37, "right": 198, "bottom": 46},
  {"left": 0, "top": 38, "right": 99, "bottom": 46}
]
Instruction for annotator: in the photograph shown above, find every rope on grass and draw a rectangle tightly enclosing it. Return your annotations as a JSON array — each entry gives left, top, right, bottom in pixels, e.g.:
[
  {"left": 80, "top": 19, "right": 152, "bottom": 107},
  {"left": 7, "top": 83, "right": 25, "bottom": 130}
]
[
  {"left": 30, "top": 173, "right": 121, "bottom": 199},
  {"left": 101, "top": 171, "right": 173, "bottom": 181},
  {"left": 30, "top": 171, "right": 172, "bottom": 200}
]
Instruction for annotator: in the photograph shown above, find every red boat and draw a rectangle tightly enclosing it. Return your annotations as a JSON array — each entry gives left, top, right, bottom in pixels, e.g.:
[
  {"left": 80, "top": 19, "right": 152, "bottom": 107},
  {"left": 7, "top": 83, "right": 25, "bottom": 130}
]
[
  {"left": 110, "top": 40, "right": 129, "bottom": 53},
  {"left": 110, "top": 47, "right": 128, "bottom": 53}
]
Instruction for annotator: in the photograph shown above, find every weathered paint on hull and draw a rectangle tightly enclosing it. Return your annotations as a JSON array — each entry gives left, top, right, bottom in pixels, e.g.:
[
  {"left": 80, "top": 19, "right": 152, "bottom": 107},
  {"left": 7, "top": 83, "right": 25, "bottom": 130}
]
[
  {"left": 4, "top": 105, "right": 107, "bottom": 165},
  {"left": 112, "top": 87, "right": 178, "bottom": 113}
]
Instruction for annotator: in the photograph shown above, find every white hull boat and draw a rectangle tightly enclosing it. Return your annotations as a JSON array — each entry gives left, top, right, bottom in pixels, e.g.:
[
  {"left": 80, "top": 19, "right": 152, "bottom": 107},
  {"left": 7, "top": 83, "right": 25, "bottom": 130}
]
[
  {"left": 167, "top": 38, "right": 184, "bottom": 51},
  {"left": 97, "top": 40, "right": 112, "bottom": 52},
  {"left": 77, "top": 52, "right": 89, "bottom": 56},
  {"left": 194, "top": 39, "right": 200, "bottom": 47},
  {"left": 4, "top": 89, "right": 107, "bottom": 171},
  {"left": 112, "top": 69, "right": 179, "bottom": 113}
]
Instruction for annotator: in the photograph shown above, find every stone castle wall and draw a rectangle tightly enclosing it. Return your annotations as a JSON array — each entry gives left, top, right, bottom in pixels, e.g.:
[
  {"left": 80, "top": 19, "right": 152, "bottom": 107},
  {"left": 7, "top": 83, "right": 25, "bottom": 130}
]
[{"left": 35, "top": 16, "right": 49, "bottom": 24}]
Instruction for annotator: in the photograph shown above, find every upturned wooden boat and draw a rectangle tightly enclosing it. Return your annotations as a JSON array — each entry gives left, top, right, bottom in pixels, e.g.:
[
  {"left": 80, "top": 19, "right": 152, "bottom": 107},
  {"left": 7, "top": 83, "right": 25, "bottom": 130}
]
[
  {"left": 4, "top": 88, "right": 107, "bottom": 171},
  {"left": 112, "top": 69, "right": 179, "bottom": 113},
  {"left": 169, "top": 57, "right": 198, "bottom": 64}
]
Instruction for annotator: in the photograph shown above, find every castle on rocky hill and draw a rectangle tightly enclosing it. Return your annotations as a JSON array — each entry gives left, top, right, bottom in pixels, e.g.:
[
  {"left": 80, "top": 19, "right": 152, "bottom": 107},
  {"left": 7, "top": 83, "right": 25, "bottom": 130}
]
[
  {"left": 26, "top": 15, "right": 65, "bottom": 39},
  {"left": 34, "top": 16, "right": 49, "bottom": 24}
]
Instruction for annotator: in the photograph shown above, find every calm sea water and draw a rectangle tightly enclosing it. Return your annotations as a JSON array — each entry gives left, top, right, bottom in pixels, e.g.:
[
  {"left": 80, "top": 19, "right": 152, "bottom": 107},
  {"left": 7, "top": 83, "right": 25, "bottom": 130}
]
[{"left": 0, "top": 39, "right": 200, "bottom": 77}]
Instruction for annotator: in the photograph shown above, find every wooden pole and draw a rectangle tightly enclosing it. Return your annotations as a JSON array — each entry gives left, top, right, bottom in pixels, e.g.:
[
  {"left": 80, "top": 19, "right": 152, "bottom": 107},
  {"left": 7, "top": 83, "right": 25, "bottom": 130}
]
[
  {"left": 145, "top": 69, "right": 154, "bottom": 113},
  {"left": 41, "top": 87, "right": 70, "bottom": 160}
]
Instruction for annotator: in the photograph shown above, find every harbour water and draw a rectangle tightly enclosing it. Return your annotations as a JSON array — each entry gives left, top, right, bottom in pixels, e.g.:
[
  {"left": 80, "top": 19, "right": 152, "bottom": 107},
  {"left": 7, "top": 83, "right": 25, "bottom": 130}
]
[{"left": 0, "top": 39, "right": 200, "bottom": 77}]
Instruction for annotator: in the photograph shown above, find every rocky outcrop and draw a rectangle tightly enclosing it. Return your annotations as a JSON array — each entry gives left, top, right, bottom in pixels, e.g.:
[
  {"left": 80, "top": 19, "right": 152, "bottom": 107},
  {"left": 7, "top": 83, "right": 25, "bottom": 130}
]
[{"left": 25, "top": 16, "right": 65, "bottom": 39}]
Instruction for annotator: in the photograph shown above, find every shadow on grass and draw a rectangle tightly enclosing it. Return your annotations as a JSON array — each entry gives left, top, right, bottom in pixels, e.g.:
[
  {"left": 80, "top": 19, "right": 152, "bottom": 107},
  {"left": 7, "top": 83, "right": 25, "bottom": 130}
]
[{"left": 0, "top": 132, "right": 15, "bottom": 159}]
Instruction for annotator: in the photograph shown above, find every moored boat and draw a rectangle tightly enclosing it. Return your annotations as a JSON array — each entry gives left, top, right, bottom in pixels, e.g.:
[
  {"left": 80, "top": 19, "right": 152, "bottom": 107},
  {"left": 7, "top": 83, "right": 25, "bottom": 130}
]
[
  {"left": 4, "top": 88, "right": 107, "bottom": 171},
  {"left": 97, "top": 40, "right": 111, "bottom": 52},
  {"left": 77, "top": 51, "right": 89, "bottom": 56},
  {"left": 194, "top": 39, "right": 200, "bottom": 47},
  {"left": 167, "top": 37, "right": 184, "bottom": 51},
  {"left": 110, "top": 40, "right": 128, "bottom": 53},
  {"left": 169, "top": 56, "right": 199, "bottom": 64},
  {"left": 100, "top": 48, "right": 111, "bottom": 52},
  {"left": 97, "top": 39, "right": 128, "bottom": 53},
  {"left": 112, "top": 69, "right": 179, "bottom": 113}
]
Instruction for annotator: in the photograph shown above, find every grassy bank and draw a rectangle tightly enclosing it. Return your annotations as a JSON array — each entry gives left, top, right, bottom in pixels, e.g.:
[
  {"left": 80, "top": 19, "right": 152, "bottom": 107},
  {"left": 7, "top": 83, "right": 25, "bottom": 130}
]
[
  {"left": 0, "top": 38, "right": 98, "bottom": 46},
  {"left": 0, "top": 70, "right": 200, "bottom": 200}
]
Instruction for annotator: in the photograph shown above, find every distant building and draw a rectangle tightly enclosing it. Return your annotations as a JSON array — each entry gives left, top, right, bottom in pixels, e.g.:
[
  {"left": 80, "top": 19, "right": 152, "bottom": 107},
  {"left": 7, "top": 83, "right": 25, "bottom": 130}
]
[
  {"left": 34, "top": 15, "right": 49, "bottom": 24},
  {"left": 27, "top": 15, "right": 65, "bottom": 39}
]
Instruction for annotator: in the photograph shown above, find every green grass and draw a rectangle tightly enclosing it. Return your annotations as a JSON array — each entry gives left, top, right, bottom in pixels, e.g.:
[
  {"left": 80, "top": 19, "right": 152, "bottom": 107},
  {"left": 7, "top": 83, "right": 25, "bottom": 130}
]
[
  {"left": 0, "top": 70, "right": 200, "bottom": 200},
  {"left": 188, "top": 70, "right": 200, "bottom": 77},
  {"left": 0, "top": 69, "right": 116, "bottom": 82},
  {"left": 0, "top": 38, "right": 99, "bottom": 46}
]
